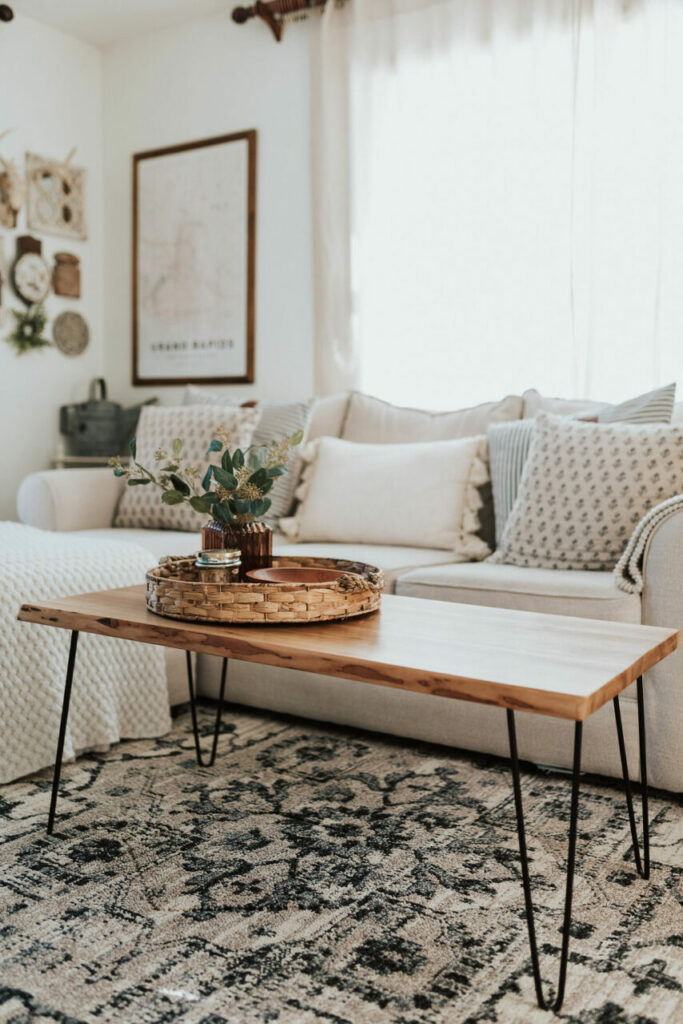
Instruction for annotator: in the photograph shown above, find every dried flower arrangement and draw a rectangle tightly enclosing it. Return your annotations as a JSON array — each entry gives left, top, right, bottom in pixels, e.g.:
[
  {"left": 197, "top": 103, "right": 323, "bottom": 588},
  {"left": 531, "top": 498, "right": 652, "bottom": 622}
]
[{"left": 109, "top": 427, "right": 304, "bottom": 526}]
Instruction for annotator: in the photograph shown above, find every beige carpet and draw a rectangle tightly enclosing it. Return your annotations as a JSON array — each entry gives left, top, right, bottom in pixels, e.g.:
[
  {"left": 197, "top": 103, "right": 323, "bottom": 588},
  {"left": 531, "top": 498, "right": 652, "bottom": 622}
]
[{"left": 1, "top": 704, "right": 681, "bottom": 1024}]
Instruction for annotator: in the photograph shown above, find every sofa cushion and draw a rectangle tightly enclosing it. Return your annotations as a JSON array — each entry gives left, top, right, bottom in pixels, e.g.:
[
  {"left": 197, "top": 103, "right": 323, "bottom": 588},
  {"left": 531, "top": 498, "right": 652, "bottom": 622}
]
[
  {"left": 273, "top": 539, "right": 457, "bottom": 591},
  {"left": 72, "top": 528, "right": 202, "bottom": 562},
  {"left": 341, "top": 390, "right": 523, "bottom": 443},
  {"left": 395, "top": 561, "right": 641, "bottom": 622},
  {"left": 522, "top": 389, "right": 604, "bottom": 419},
  {"left": 308, "top": 393, "right": 350, "bottom": 441}
]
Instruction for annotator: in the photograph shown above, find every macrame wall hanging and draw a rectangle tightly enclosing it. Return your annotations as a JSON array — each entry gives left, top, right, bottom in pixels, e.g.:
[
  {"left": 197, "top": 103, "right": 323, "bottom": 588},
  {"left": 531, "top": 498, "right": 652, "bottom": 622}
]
[{"left": 232, "top": 0, "right": 346, "bottom": 42}]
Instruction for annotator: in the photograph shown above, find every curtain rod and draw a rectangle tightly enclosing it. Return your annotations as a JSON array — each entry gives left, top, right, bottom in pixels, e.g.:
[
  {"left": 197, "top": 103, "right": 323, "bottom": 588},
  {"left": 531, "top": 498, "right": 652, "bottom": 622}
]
[{"left": 232, "top": 0, "right": 328, "bottom": 42}]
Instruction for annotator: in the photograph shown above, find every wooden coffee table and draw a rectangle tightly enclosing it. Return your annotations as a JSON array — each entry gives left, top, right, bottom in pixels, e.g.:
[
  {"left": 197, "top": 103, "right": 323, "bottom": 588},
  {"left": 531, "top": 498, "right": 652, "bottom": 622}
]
[{"left": 19, "top": 587, "right": 679, "bottom": 1013}]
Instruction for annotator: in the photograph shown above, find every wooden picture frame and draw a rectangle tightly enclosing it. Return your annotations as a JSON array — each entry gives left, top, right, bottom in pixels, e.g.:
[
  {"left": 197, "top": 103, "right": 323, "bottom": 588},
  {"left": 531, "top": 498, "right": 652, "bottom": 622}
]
[{"left": 132, "top": 130, "right": 256, "bottom": 386}]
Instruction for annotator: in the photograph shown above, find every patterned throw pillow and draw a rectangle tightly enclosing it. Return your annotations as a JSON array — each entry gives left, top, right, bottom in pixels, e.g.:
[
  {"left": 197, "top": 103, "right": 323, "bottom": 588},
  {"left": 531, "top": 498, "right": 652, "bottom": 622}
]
[
  {"left": 488, "top": 384, "right": 676, "bottom": 547},
  {"left": 492, "top": 413, "right": 683, "bottom": 571},
  {"left": 184, "top": 385, "right": 315, "bottom": 521},
  {"left": 114, "top": 405, "right": 261, "bottom": 532}
]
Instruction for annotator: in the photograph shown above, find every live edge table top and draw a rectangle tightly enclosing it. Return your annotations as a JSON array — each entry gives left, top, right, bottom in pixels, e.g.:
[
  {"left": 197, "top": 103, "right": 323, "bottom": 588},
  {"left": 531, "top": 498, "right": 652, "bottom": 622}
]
[{"left": 18, "top": 587, "right": 680, "bottom": 722}]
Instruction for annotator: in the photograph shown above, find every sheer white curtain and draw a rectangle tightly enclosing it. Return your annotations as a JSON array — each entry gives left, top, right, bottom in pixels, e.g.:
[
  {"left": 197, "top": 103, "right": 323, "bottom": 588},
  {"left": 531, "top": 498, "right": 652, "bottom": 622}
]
[{"left": 311, "top": 0, "right": 683, "bottom": 407}]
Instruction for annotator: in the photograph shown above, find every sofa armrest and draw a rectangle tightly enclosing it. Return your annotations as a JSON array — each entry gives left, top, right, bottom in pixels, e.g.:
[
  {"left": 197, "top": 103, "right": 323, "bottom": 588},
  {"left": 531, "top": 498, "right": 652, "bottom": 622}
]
[
  {"left": 17, "top": 468, "right": 125, "bottom": 532},
  {"left": 640, "top": 508, "right": 683, "bottom": 791}
]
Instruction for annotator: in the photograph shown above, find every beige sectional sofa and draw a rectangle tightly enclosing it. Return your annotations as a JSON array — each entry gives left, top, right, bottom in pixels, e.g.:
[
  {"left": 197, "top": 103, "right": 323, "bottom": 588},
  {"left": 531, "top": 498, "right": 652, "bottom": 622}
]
[{"left": 17, "top": 391, "right": 683, "bottom": 791}]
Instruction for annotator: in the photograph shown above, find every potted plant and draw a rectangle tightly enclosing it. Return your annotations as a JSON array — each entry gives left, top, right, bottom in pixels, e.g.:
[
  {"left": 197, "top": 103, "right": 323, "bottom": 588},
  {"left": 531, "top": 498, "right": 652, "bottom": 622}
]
[{"left": 110, "top": 426, "right": 303, "bottom": 577}]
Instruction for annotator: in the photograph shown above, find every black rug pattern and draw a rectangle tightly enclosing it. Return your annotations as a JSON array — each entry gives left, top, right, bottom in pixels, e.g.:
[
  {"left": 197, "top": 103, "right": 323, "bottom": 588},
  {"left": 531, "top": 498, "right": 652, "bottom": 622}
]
[{"left": 1, "top": 704, "right": 681, "bottom": 1024}]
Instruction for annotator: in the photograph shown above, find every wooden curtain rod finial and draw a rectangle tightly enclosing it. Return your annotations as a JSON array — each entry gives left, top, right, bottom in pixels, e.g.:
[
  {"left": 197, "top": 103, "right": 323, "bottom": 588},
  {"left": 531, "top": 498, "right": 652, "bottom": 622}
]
[
  {"left": 0, "top": 5, "right": 14, "bottom": 23},
  {"left": 232, "top": 0, "right": 327, "bottom": 42},
  {"left": 232, "top": 2, "right": 283, "bottom": 41}
]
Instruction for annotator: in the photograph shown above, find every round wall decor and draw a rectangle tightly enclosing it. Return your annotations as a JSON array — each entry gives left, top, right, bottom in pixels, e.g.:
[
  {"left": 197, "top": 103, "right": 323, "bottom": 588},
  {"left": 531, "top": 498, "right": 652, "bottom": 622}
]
[
  {"left": 53, "top": 310, "right": 89, "bottom": 356},
  {"left": 12, "top": 236, "right": 51, "bottom": 305}
]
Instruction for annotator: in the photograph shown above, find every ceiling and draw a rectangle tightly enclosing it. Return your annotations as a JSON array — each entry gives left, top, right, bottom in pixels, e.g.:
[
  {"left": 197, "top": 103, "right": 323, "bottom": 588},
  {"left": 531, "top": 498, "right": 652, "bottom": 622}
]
[{"left": 13, "top": 0, "right": 229, "bottom": 48}]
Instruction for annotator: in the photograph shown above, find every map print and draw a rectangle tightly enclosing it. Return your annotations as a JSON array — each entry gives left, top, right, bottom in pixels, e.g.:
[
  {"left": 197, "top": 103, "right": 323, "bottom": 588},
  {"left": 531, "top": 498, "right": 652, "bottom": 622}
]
[{"left": 136, "top": 138, "right": 249, "bottom": 380}]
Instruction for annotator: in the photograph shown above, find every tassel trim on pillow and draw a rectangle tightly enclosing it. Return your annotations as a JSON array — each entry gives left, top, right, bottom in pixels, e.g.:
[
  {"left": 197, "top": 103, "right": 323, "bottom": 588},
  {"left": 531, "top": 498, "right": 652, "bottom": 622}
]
[
  {"left": 454, "top": 440, "right": 491, "bottom": 561},
  {"left": 278, "top": 440, "right": 319, "bottom": 540}
]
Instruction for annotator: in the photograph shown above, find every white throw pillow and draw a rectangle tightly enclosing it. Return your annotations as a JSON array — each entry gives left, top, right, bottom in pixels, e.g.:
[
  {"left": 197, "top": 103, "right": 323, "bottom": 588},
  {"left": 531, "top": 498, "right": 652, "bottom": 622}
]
[
  {"left": 493, "top": 412, "right": 683, "bottom": 571},
  {"left": 279, "top": 436, "right": 490, "bottom": 556},
  {"left": 114, "top": 405, "right": 260, "bottom": 532},
  {"left": 341, "top": 391, "right": 523, "bottom": 444}
]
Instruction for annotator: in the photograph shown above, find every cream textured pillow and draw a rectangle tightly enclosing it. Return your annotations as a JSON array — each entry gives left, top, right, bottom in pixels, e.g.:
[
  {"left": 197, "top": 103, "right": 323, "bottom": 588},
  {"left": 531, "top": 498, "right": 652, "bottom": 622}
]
[
  {"left": 183, "top": 385, "right": 314, "bottom": 520},
  {"left": 341, "top": 391, "right": 523, "bottom": 443},
  {"left": 114, "top": 405, "right": 260, "bottom": 531},
  {"left": 279, "top": 436, "right": 490, "bottom": 556},
  {"left": 493, "top": 413, "right": 683, "bottom": 570}
]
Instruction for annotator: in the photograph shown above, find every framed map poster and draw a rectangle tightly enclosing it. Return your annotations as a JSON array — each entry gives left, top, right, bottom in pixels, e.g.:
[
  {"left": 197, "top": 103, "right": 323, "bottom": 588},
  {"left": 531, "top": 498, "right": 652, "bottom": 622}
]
[{"left": 132, "top": 130, "right": 256, "bottom": 385}]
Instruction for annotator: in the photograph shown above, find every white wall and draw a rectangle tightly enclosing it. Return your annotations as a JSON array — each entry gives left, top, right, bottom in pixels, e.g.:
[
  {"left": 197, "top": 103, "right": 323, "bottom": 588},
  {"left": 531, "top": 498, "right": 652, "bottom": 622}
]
[
  {"left": 102, "top": 12, "right": 314, "bottom": 410},
  {"left": 0, "top": 14, "right": 104, "bottom": 520}
]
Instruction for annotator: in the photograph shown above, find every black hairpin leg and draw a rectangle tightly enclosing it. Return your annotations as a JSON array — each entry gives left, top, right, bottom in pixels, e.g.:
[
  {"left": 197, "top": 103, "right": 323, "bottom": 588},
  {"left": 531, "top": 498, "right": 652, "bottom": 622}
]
[
  {"left": 186, "top": 652, "right": 228, "bottom": 767},
  {"left": 506, "top": 709, "right": 582, "bottom": 1013},
  {"left": 47, "top": 630, "right": 79, "bottom": 835},
  {"left": 613, "top": 676, "right": 649, "bottom": 878}
]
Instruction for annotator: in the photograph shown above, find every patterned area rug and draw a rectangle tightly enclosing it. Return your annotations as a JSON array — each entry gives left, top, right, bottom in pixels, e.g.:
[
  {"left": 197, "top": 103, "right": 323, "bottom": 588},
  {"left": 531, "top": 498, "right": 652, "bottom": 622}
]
[{"left": 1, "top": 704, "right": 681, "bottom": 1024}]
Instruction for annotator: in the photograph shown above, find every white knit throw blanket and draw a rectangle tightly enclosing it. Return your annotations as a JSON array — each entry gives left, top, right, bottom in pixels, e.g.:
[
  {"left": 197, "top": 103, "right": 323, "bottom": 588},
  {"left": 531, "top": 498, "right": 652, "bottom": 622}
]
[
  {"left": 0, "top": 523, "right": 170, "bottom": 783},
  {"left": 614, "top": 494, "right": 683, "bottom": 594}
]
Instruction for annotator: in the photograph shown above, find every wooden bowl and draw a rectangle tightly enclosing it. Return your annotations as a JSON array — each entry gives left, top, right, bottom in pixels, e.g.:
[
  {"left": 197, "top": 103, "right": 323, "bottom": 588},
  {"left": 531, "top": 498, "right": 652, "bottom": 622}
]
[{"left": 246, "top": 566, "right": 344, "bottom": 585}]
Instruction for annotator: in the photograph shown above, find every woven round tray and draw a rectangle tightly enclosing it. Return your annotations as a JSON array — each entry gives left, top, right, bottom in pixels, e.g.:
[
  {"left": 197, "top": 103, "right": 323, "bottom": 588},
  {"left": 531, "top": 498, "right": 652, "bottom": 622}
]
[{"left": 146, "top": 555, "right": 384, "bottom": 624}]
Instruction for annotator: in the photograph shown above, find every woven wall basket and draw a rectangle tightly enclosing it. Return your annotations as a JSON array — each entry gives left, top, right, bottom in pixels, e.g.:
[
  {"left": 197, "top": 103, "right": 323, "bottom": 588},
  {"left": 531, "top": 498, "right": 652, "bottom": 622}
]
[{"left": 146, "top": 556, "right": 384, "bottom": 624}]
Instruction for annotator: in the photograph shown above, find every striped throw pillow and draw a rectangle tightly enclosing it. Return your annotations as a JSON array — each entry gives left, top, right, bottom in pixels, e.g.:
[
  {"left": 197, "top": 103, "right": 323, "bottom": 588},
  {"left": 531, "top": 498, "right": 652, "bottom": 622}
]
[
  {"left": 488, "top": 383, "right": 676, "bottom": 548},
  {"left": 598, "top": 383, "right": 676, "bottom": 424}
]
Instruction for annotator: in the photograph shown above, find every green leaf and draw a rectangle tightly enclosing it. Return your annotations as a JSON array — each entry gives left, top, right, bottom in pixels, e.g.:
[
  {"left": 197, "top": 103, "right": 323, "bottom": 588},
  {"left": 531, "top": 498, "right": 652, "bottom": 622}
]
[
  {"left": 231, "top": 498, "right": 251, "bottom": 514},
  {"left": 127, "top": 477, "right": 150, "bottom": 486},
  {"left": 200, "top": 491, "right": 219, "bottom": 505},
  {"left": 289, "top": 429, "right": 304, "bottom": 447},
  {"left": 213, "top": 502, "right": 233, "bottom": 524},
  {"left": 252, "top": 498, "right": 271, "bottom": 517},
  {"left": 129, "top": 437, "right": 137, "bottom": 460},
  {"left": 163, "top": 463, "right": 179, "bottom": 473},
  {"left": 266, "top": 465, "right": 287, "bottom": 478},
  {"left": 172, "top": 437, "right": 183, "bottom": 457},
  {"left": 169, "top": 474, "right": 190, "bottom": 496},
  {"left": 248, "top": 467, "right": 268, "bottom": 488},
  {"left": 161, "top": 489, "right": 185, "bottom": 504},
  {"left": 113, "top": 468, "right": 125, "bottom": 477},
  {"left": 213, "top": 466, "right": 238, "bottom": 490},
  {"left": 221, "top": 449, "right": 233, "bottom": 473},
  {"left": 260, "top": 479, "right": 273, "bottom": 495},
  {"left": 201, "top": 466, "right": 213, "bottom": 491},
  {"left": 206, "top": 439, "right": 222, "bottom": 455},
  {"left": 248, "top": 452, "right": 260, "bottom": 471},
  {"left": 232, "top": 448, "right": 244, "bottom": 470},
  {"left": 189, "top": 496, "right": 214, "bottom": 514}
]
